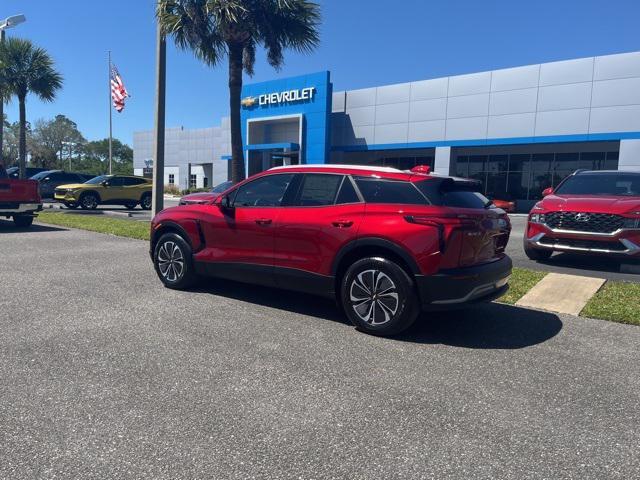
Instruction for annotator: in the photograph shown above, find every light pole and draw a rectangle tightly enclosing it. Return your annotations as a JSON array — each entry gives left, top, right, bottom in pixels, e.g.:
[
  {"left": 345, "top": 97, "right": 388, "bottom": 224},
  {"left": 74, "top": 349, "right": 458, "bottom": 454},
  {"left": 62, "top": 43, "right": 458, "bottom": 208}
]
[
  {"left": 0, "top": 14, "right": 26, "bottom": 169},
  {"left": 152, "top": 10, "right": 166, "bottom": 216}
]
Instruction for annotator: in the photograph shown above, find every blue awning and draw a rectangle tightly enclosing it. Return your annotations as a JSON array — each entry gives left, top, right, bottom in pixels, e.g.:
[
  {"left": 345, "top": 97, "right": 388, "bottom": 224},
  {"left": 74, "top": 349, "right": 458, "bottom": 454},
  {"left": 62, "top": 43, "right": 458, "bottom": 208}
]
[{"left": 245, "top": 142, "right": 300, "bottom": 152}]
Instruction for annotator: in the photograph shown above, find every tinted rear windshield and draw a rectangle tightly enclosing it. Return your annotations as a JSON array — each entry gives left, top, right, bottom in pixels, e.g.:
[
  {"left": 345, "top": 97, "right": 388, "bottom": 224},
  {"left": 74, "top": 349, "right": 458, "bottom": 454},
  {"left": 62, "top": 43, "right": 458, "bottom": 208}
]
[
  {"left": 554, "top": 173, "right": 640, "bottom": 196},
  {"left": 416, "top": 178, "right": 491, "bottom": 209}
]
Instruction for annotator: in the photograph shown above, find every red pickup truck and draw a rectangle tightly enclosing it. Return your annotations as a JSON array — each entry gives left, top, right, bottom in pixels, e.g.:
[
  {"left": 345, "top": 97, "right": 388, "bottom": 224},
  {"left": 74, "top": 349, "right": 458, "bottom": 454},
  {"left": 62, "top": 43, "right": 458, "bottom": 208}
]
[{"left": 0, "top": 165, "right": 43, "bottom": 228}]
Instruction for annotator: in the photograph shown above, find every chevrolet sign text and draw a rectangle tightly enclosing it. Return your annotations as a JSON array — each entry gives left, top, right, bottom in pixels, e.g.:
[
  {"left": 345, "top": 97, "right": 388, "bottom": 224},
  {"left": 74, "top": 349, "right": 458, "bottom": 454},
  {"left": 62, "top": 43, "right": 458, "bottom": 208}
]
[{"left": 259, "top": 87, "right": 316, "bottom": 106}]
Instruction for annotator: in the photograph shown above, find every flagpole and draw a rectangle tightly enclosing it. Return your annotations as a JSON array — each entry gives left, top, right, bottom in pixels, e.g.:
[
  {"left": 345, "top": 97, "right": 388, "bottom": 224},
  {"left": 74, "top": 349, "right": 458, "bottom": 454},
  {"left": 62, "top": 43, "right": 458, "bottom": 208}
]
[{"left": 108, "top": 50, "right": 113, "bottom": 175}]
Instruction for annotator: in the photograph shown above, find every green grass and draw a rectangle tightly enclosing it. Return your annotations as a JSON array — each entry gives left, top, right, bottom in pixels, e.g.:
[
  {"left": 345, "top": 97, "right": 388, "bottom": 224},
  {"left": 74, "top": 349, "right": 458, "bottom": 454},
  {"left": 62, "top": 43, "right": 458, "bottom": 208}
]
[
  {"left": 37, "top": 211, "right": 150, "bottom": 241},
  {"left": 581, "top": 281, "right": 640, "bottom": 326},
  {"left": 500, "top": 267, "right": 547, "bottom": 305}
]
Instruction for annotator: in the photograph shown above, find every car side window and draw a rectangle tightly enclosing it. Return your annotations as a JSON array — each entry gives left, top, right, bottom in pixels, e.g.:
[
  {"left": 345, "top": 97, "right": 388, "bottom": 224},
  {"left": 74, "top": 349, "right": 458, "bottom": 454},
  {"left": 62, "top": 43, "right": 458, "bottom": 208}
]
[
  {"left": 232, "top": 174, "right": 294, "bottom": 207},
  {"left": 123, "top": 177, "right": 146, "bottom": 186},
  {"left": 109, "top": 177, "right": 125, "bottom": 187},
  {"left": 354, "top": 177, "right": 427, "bottom": 205},
  {"left": 335, "top": 176, "right": 361, "bottom": 204},
  {"left": 295, "top": 174, "right": 343, "bottom": 206}
]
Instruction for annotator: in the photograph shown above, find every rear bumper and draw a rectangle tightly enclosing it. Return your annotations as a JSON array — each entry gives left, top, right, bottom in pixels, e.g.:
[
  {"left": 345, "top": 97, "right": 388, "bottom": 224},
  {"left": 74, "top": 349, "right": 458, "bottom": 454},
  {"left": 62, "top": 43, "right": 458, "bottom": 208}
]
[
  {"left": 0, "top": 203, "right": 43, "bottom": 215},
  {"left": 416, "top": 256, "right": 512, "bottom": 308}
]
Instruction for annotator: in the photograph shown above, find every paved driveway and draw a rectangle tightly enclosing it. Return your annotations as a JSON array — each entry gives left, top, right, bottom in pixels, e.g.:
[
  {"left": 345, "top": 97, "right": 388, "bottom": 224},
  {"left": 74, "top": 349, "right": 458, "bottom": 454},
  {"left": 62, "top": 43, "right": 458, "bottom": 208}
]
[{"left": 1, "top": 220, "right": 639, "bottom": 479}]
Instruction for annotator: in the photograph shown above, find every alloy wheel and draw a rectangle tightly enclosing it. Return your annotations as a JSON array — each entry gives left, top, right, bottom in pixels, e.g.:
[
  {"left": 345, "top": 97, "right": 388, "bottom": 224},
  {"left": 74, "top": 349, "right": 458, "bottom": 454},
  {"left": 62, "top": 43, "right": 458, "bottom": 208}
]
[
  {"left": 157, "top": 241, "right": 185, "bottom": 282},
  {"left": 349, "top": 269, "right": 399, "bottom": 325},
  {"left": 82, "top": 195, "right": 97, "bottom": 209}
]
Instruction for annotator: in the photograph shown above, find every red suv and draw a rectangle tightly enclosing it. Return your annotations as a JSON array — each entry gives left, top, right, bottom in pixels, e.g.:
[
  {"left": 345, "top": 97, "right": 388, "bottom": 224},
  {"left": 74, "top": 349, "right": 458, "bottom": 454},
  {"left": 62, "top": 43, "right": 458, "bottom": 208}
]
[
  {"left": 524, "top": 170, "right": 640, "bottom": 261},
  {"left": 150, "top": 165, "right": 512, "bottom": 335}
]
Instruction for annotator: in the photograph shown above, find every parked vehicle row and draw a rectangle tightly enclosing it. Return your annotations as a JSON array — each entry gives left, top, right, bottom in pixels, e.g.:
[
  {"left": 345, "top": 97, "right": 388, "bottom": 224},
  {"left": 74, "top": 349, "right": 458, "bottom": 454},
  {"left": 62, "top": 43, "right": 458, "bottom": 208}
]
[{"left": 152, "top": 164, "right": 513, "bottom": 336}]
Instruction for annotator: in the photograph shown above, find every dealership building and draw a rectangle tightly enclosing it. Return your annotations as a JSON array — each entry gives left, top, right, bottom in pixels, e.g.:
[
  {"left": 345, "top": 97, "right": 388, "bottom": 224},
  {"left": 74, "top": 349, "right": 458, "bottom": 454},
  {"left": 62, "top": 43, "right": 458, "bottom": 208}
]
[{"left": 134, "top": 50, "right": 640, "bottom": 211}]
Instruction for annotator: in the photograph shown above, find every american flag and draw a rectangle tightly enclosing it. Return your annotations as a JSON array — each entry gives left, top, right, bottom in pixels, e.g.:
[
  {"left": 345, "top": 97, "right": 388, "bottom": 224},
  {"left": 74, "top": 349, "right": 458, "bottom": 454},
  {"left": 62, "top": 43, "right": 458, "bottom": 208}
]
[{"left": 110, "top": 64, "right": 130, "bottom": 112}]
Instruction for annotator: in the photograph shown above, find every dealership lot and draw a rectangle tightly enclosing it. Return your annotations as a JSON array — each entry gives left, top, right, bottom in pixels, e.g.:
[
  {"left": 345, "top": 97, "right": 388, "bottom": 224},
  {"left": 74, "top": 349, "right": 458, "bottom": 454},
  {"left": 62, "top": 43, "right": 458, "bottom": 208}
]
[{"left": 1, "top": 222, "right": 639, "bottom": 479}]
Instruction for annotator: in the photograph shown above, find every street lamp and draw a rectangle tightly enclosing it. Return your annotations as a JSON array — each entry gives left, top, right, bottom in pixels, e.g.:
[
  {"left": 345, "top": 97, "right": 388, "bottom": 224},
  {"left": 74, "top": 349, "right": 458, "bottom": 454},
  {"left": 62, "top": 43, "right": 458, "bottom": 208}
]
[{"left": 0, "top": 14, "right": 26, "bottom": 168}]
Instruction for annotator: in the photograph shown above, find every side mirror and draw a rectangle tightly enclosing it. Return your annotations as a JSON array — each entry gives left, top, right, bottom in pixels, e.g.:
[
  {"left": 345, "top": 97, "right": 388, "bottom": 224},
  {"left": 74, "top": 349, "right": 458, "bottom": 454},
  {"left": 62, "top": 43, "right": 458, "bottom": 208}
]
[{"left": 542, "top": 187, "right": 554, "bottom": 197}]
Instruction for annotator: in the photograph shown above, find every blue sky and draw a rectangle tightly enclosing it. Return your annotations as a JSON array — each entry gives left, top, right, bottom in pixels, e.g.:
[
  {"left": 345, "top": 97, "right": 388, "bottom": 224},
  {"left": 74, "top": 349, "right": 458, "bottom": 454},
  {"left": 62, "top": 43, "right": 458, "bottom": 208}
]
[{"left": 3, "top": 0, "right": 640, "bottom": 146}]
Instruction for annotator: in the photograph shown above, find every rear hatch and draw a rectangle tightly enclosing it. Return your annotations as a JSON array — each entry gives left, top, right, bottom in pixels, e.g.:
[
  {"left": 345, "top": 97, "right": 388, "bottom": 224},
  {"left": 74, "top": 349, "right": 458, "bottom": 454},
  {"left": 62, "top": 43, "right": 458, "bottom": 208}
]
[
  {"left": 415, "top": 177, "right": 511, "bottom": 267},
  {"left": 0, "top": 179, "right": 41, "bottom": 207}
]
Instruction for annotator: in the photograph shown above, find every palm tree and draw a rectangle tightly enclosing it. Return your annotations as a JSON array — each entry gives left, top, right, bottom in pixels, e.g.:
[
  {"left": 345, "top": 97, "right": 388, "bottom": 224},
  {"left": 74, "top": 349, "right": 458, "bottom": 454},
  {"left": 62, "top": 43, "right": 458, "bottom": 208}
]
[
  {"left": 158, "top": 0, "right": 320, "bottom": 183},
  {"left": 0, "top": 38, "right": 62, "bottom": 178}
]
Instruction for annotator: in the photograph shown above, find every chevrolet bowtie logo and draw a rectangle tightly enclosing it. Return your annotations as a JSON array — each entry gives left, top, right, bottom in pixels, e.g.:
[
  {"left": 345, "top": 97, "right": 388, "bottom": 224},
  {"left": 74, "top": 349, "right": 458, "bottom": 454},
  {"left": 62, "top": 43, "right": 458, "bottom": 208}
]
[{"left": 241, "top": 96, "right": 257, "bottom": 107}]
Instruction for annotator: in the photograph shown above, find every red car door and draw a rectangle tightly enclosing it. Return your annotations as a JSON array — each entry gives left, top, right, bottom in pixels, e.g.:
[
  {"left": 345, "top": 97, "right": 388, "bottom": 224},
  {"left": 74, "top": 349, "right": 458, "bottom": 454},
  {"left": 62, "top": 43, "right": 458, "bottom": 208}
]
[
  {"left": 198, "top": 173, "right": 295, "bottom": 269},
  {"left": 274, "top": 173, "right": 365, "bottom": 277}
]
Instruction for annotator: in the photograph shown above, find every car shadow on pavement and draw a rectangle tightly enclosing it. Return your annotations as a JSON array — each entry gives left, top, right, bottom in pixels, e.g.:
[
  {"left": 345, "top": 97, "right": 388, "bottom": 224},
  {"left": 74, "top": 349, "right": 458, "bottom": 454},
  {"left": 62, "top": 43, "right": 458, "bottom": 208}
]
[
  {"left": 401, "top": 303, "right": 563, "bottom": 349},
  {"left": 0, "top": 220, "right": 67, "bottom": 233},
  {"left": 195, "top": 280, "right": 562, "bottom": 349}
]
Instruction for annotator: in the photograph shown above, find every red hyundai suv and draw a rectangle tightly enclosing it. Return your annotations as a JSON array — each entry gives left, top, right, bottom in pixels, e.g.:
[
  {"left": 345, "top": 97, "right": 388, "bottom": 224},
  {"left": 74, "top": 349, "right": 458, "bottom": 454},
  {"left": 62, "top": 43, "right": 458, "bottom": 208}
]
[
  {"left": 524, "top": 170, "right": 640, "bottom": 261},
  {"left": 150, "top": 165, "right": 512, "bottom": 335}
]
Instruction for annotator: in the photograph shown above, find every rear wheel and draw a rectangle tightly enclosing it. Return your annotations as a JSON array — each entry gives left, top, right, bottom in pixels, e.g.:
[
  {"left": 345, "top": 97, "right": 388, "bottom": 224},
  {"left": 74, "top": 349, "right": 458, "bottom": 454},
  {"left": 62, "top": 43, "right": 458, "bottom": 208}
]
[
  {"left": 13, "top": 215, "right": 34, "bottom": 228},
  {"left": 79, "top": 193, "right": 98, "bottom": 210},
  {"left": 153, "top": 232, "right": 197, "bottom": 289},
  {"left": 340, "top": 257, "right": 419, "bottom": 336},
  {"left": 524, "top": 243, "right": 553, "bottom": 261},
  {"left": 141, "top": 193, "right": 152, "bottom": 210}
]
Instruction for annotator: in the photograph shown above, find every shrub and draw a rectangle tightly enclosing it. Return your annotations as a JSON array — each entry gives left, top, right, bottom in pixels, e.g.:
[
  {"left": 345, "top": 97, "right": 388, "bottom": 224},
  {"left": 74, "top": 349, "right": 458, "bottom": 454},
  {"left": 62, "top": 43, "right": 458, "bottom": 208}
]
[{"left": 164, "top": 184, "right": 181, "bottom": 195}]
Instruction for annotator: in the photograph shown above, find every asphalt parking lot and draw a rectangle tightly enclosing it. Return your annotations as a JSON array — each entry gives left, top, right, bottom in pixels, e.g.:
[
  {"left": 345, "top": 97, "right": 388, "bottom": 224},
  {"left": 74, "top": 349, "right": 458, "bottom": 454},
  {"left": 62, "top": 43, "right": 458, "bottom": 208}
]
[{"left": 1, "top": 220, "right": 639, "bottom": 479}]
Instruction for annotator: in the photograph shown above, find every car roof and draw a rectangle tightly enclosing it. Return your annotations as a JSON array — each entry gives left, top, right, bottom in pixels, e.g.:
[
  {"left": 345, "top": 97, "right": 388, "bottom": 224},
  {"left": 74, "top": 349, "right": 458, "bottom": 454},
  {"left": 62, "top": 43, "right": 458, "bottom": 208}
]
[{"left": 268, "top": 164, "right": 421, "bottom": 181}]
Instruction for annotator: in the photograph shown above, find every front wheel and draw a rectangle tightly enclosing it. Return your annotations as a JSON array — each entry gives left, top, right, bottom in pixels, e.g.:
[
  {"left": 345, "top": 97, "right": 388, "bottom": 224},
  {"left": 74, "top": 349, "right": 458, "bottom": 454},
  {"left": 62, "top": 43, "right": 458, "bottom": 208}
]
[
  {"left": 13, "top": 215, "right": 34, "bottom": 228},
  {"left": 141, "top": 193, "right": 152, "bottom": 210},
  {"left": 340, "top": 257, "right": 420, "bottom": 336},
  {"left": 80, "top": 193, "right": 98, "bottom": 210},
  {"left": 64, "top": 202, "right": 78, "bottom": 209},
  {"left": 153, "top": 233, "right": 197, "bottom": 289}
]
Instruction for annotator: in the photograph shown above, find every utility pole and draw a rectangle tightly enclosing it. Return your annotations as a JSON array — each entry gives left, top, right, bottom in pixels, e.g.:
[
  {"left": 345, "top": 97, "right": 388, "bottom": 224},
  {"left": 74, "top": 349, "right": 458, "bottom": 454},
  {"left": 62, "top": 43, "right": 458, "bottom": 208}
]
[{"left": 152, "top": 11, "right": 166, "bottom": 216}]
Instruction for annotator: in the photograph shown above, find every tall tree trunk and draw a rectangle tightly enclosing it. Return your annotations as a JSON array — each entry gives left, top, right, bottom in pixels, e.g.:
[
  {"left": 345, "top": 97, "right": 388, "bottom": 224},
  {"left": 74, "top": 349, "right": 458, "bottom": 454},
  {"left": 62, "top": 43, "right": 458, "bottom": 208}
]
[
  {"left": 18, "top": 95, "right": 26, "bottom": 179},
  {"left": 228, "top": 43, "right": 245, "bottom": 184}
]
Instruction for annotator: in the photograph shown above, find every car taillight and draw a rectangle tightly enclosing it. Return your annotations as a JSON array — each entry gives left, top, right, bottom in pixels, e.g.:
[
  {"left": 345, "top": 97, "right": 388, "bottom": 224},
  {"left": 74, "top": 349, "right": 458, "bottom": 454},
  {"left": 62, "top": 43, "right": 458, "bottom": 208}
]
[{"left": 405, "top": 214, "right": 478, "bottom": 252}]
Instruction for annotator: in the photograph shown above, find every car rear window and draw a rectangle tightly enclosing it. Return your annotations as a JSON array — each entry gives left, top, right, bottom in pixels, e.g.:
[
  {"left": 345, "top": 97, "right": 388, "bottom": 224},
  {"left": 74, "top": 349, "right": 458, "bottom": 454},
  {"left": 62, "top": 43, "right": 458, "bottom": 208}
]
[
  {"left": 354, "top": 178, "right": 427, "bottom": 205},
  {"left": 416, "top": 178, "right": 491, "bottom": 209}
]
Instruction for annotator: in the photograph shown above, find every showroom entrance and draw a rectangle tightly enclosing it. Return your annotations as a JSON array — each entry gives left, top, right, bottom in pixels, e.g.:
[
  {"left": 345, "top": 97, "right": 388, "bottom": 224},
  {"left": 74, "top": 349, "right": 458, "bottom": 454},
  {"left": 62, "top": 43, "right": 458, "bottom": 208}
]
[{"left": 246, "top": 114, "right": 303, "bottom": 176}]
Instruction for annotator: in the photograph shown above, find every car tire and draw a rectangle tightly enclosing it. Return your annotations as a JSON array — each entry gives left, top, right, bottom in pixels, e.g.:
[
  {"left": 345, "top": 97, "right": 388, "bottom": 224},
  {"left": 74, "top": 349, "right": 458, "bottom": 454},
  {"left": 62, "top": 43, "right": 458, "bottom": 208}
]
[
  {"left": 125, "top": 203, "right": 137, "bottom": 210},
  {"left": 79, "top": 192, "right": 99, "bottom": 210},
  {"left": 153, "top": 232, "right": 197, "bottom": 290},
  {"left": 65, "top": 202, "right": 78, "bottom": 209},
  {"left": 340, "top": 257, "right": 420, "bottom": 336},
  {"left": 141, "top": 193, "right": 152, "bottom": 210},
  {"left": 524, "top": 243, "right": 553, "bottom": 261},
  {"left": 13, "top": 215, "right": 34, "bottom": 228}
]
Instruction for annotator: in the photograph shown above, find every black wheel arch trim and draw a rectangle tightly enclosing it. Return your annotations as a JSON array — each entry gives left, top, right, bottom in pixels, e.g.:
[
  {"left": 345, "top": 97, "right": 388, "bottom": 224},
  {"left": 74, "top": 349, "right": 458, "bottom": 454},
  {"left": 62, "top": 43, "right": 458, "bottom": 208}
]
[
  {"left": 331, "top": 237, "right": 421, "bottom": 276},
  {"left": 151, "top": 221, "right": 195, "bottom": 255}
]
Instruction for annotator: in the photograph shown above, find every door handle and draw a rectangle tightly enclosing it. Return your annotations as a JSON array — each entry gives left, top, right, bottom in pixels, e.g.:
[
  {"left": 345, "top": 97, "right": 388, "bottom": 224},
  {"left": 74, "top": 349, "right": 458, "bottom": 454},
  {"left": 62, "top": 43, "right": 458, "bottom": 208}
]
[
  {"left": 332, "top": 220, "right": 353, "bottom": 228},
  {"left": 255, "top": 218, "right": 273, "bottom": 225}
]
